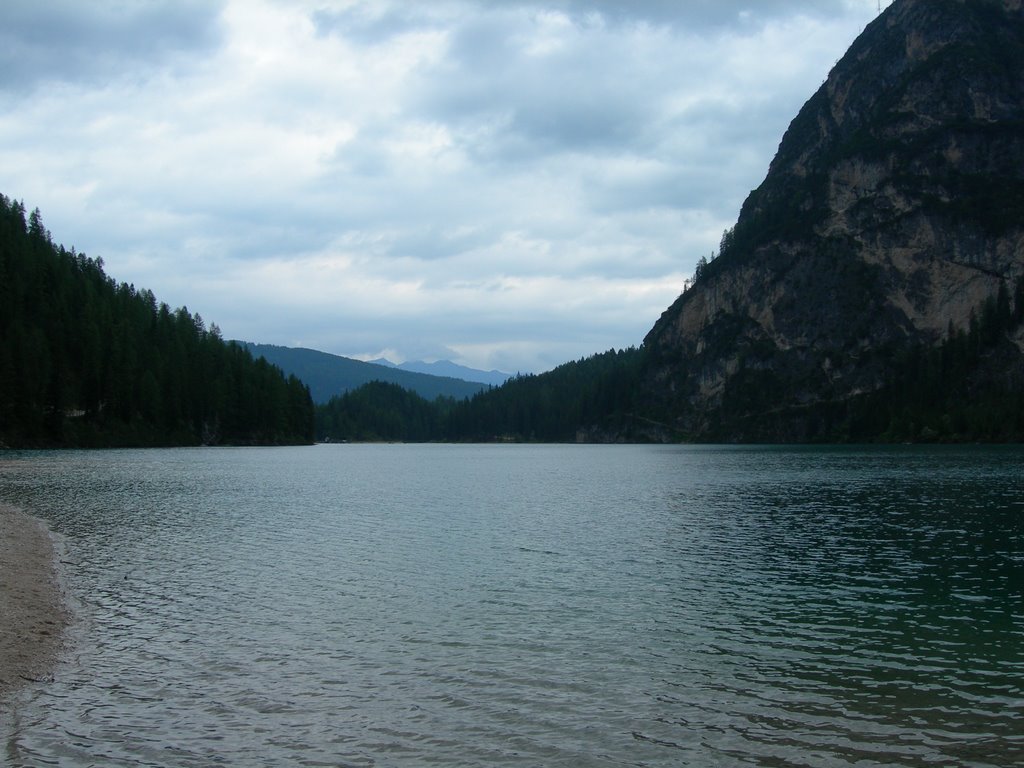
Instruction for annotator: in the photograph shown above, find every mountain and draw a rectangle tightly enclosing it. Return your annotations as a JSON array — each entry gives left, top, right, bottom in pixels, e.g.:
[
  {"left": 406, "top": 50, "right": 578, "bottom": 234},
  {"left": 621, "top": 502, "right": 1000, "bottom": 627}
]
[
  {"left": 640, "top": 0, "right": 1024, "bottom": 441},
  {"left": 369, "top": 358, "right": 512, "bottom": 387},
  {"left": 239, "top": 343, "right": 487, "bottom": 404}
]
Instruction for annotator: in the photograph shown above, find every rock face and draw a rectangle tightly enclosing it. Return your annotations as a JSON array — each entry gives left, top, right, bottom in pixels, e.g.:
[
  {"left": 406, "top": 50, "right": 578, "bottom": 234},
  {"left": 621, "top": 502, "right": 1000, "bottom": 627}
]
[{"left": 642, "top": 0, "right": 1024, "bottom": 440}]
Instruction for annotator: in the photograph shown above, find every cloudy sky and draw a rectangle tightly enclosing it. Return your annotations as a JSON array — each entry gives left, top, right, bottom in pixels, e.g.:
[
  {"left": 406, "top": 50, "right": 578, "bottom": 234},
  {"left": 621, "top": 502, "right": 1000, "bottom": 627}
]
[{"left": 1, "top": 0, "right": 887, "bottom": 373}]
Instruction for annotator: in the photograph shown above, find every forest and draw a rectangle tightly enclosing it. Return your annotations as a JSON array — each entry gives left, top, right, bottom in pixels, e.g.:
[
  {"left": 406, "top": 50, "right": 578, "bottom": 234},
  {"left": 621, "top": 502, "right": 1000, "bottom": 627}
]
[
  {"left": 316, "top": 347, "right": 653, "bottom": 443},
  {"left": 0, "top": 196, "right": 314, "bottom": 447},
  {"left": 846, "top": 281, "right": 1024, "bottom": 442}
]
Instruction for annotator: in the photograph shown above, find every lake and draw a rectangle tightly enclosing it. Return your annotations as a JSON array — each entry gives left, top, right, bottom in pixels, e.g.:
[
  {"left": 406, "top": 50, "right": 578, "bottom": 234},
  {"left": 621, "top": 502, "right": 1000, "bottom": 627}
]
[{"left": 1, "top": 444, "right": 1022, "bottom": 766}]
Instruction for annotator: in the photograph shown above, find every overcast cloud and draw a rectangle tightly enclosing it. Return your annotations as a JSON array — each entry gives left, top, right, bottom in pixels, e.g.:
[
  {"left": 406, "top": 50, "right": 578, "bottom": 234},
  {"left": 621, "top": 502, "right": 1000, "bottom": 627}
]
[{"left": 0, "top": 0, "right": 886, "bottom": 373}]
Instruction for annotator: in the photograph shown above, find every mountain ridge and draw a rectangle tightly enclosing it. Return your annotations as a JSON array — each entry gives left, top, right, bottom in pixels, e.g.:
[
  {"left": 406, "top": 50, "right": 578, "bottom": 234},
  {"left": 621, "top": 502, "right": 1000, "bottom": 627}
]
[
  {"left": 238, "top": 342, "right": 488, "bottom": 405},
  {"left": 368, "top": 358, "right": 512, "bottom": 388}
]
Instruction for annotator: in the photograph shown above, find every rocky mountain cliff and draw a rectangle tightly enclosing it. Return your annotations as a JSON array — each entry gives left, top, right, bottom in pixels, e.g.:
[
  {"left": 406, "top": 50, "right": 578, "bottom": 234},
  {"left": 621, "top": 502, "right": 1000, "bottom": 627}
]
[{"left": 642, "top": 0, "right": 1024, "bottom": 440}]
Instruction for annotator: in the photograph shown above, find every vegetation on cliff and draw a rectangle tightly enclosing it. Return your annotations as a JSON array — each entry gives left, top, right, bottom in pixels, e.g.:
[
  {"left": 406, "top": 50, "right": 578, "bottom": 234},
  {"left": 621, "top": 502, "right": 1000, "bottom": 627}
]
[
  {"left": 673, "top": 278, "right": 1024, "bottom": 443},
  {"left": 0, "top": 196, "right": 314, "bottom": 447}
]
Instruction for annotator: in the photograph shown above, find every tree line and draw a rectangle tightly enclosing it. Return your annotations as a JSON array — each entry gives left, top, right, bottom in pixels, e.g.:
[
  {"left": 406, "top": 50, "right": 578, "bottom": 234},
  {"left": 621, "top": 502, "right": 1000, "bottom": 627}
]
[
  {"left": 0, "top": 196, "right": 314, "bottom": 447},
  {"left": 849, "top": 279, "right": 1024, "bottom": 442},
  {"left": 316, "top": 347, "right": 645, "bottom": 443}
]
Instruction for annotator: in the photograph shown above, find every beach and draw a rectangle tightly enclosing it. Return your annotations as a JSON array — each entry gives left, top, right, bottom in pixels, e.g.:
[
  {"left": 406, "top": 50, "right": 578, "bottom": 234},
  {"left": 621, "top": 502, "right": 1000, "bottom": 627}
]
[{"left": 0, "top": 504, "right": 69, "bottom": 697}]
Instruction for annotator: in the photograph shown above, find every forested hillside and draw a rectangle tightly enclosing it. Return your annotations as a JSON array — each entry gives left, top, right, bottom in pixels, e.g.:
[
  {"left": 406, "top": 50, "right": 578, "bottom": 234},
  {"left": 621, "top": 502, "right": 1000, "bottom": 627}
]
[
  {"left": 442, "top": 348, "right": 644, "bottom": 442},
  {"left": 316, "top": 381, "right": 454, "bottom": 442},
  {"left": 315, "top": 347, "right": 647, "bottom": 443},
  {"left": 0, "top": 196, "right": 314, "bottom": 447}
]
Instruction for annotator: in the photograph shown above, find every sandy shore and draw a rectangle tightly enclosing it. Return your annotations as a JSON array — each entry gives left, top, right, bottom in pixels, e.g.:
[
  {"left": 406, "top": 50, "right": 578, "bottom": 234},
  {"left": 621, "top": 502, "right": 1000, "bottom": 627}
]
[{"left": 0, "top": 504, "right": 70, "bottom": 697}]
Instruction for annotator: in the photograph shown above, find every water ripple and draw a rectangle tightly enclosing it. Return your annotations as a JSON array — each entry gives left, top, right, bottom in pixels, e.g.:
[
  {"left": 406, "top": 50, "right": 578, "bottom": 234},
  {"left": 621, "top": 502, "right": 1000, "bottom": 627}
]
[{"left": 1, "top": 444, "right": 1022, "bottom": 766}]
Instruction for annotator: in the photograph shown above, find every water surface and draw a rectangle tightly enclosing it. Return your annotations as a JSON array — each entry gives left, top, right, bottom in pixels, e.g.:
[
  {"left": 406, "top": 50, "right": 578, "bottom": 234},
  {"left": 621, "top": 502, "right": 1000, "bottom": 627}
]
[{"left": 1, "top": 444, "right": 1022, "bottom": 766}]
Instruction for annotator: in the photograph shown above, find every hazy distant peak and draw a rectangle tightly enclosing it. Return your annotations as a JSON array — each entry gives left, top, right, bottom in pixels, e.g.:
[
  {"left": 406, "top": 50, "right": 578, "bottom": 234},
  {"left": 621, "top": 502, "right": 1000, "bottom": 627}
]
[{"left": 368, "top": 358, "right": 511, "bottom": 387}]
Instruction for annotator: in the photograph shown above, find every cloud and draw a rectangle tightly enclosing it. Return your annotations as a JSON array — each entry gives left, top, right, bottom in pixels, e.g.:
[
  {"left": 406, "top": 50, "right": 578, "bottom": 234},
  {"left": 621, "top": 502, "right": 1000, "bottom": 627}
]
[
  {"left": 0, "top": 0, "right": 883, "bottom": 372},
  {"left": 0, "top": 0, "right": 225, "bottom": 92},
  {"left": 411, "top": 12, "right": 658, "bottom": 161},
  {"left": 554, "top": 0, "right": 863, "bottom": 29}
]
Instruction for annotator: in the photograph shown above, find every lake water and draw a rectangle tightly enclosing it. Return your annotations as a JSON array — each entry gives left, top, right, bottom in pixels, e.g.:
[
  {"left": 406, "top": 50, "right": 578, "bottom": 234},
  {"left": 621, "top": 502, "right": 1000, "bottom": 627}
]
[{"left": 1, "top": 444, "right": 1022, "bottom": 767}]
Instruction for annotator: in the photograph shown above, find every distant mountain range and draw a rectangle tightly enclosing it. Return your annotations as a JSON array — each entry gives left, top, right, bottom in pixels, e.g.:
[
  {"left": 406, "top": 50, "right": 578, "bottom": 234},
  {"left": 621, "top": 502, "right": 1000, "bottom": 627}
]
[
  {"left": 237, "top": 342, "right": 497, "bottom": 405},
  {"left": 368, "top": 358, "right": 512, "bottom": 387}
]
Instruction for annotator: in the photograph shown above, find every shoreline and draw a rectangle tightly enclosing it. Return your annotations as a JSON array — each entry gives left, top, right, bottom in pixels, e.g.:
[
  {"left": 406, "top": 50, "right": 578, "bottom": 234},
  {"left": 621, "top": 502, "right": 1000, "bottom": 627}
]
[{"left": 0, "top": 504, "right": 71, "bottom": 698}]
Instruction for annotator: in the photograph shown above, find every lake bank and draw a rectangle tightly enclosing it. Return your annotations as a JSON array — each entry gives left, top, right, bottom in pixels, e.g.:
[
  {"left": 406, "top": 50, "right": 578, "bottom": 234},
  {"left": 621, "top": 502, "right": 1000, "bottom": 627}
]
[{"left": 0, "top": 504, "right": 70, "bottom": 697}]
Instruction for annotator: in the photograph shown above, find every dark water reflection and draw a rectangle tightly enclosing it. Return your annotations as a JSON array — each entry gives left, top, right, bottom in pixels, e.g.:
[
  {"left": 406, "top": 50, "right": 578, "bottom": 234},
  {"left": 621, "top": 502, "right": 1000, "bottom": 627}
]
[{"left": 1, "top": 444, "right": 1022, "bottom": 766}]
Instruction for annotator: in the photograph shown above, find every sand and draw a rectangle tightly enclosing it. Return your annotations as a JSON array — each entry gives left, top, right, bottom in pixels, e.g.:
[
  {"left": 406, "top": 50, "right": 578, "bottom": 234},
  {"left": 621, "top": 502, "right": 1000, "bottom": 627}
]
[{"left": 0, "top": 504, "right": 70, "bottom": 697}]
